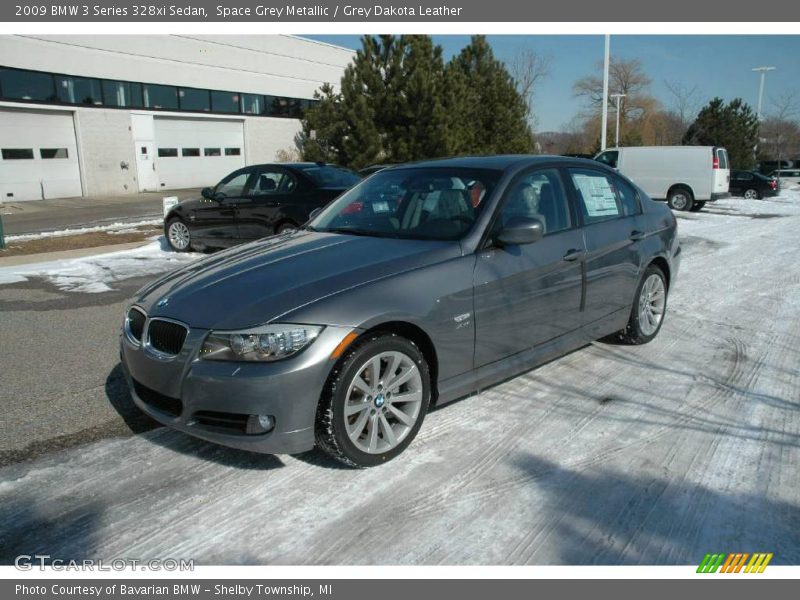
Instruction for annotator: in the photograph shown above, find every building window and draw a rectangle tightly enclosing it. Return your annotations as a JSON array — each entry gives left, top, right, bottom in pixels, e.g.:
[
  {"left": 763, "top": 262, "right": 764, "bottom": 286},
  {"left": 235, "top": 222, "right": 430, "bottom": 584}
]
[
  {"left": 0, "top": 68, "right": 56, "bottom": 102},
  {"left": 211, "top": 90, "right": 240, "bottom": 113},
  {"left": 264, "top": 95, "right": 292, "bottom": 118},
  {"left": 240, "top": 93, "right": 263, "bottom": 115},
  {"left": 224, "top": 147, "right": 241, "bottom": 156},
  {"left": 55, "top": 75, "right": 103, "bottom": 105},
  {"left": 157, "top": 148, "right": 178, "bottom": 158},
  {"left": 103, "top": 80, "right": 143, "bottom": 108},
  {"left": 182, "top": 148, "right": 201, "bottom": 157},
  {"left": 143, "top": 84, "right": 178, "bottom": 110},
  {"left": 2, "top": 148, "right": 35, "bottom": 160},
  {"left": 178, "top": 87, "right": 210, "bottom": 112},
  {"left": 40, "top": 148, "right": 69, "bottom": 159},
  {"left": 204, "top": 148, "right": 221, "bottom": 156},
  {"left": 0, "top": 67, "right": 316, "bottom": 119}
]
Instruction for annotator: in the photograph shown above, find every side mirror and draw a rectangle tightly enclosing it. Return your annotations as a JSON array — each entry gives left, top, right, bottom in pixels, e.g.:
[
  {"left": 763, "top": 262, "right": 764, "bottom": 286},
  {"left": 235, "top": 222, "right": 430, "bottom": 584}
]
[
  {"left": 308, "top": 207, "right": 323, "bottom": 221},
  {"left": 494, "top": 217, "right": 544, "bottom": 246},
  {"left": 201, "top": 187, "right": 214, "bottom": 200}
]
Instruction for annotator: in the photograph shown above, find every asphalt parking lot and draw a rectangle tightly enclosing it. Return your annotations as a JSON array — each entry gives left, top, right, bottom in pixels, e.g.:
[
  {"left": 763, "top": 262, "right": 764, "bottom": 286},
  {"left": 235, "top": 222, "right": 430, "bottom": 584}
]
[{"left": 0, "top": 193, "right": 798, "bottom": 565}]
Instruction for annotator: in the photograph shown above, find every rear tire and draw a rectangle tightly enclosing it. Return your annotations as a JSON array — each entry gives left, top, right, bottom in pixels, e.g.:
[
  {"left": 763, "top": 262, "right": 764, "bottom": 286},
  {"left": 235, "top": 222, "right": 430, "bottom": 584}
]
[
  {"left": 743, "top": 188, "right": 761, "bottom": 200},
  {"left": 166, "top": 218, "right": 192, "bottom": 252},
  {"left": 667, "top": 187, "right": 694, "bottom": 211},
  {"left": 315, "top": 333, "right": 431, "bottom": 468},
  {"left": 609, "top": 265, "right": 668, "bottom": 345},
  {"left": 689, "top": 201, "right": 706, "bottom": 212}
]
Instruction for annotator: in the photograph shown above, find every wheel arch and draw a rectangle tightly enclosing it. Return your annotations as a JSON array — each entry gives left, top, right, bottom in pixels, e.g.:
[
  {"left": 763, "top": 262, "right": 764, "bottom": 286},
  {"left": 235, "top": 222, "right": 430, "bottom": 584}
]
[
  {"left": 666, "top": 183, "right": 695, "bottom": 200},
  {"left": 648, "top": 256, "right": 671, "bottom": 290},
  {"left": 358, "top": 320, "right": 440, "bottom": 404}
]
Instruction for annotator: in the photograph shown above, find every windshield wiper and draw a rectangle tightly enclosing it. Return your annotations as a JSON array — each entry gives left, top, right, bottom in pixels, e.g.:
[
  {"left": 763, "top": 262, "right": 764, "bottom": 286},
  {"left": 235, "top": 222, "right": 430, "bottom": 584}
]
[{"left": 322, "top": 227, "right": 382, "bottom": 237}]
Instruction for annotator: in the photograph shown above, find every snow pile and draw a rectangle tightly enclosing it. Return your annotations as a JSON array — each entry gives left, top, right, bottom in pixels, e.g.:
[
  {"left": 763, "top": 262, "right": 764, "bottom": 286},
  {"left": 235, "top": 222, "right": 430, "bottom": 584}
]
[
  {"left": 0, "top": 237, "right": 203, "bottom": 293},
  {"left": 5, "top": 219, "right": 162, "bottom": 242}
]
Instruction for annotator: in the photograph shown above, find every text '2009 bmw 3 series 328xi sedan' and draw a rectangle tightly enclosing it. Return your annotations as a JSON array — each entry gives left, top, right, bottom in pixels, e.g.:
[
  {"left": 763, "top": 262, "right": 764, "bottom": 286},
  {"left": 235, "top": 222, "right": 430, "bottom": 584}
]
[{"left": 121, "top": 156, "right": 680, "bottom": 467}]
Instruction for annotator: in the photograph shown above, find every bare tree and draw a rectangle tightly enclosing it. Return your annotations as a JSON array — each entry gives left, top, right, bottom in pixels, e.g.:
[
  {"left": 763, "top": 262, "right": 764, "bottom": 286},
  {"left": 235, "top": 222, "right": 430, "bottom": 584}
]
[
  {"left": 760, "top": 90, "right": 800, "bottom": 164},
  {"left": 509, "top": 48, "right": 552, "bottom": 130},
  {"left": 573, "top": 58, "right": 654, "bottom": 122},
  {"left": 663, "top": 80, "right": 701, "bottom": 127}
]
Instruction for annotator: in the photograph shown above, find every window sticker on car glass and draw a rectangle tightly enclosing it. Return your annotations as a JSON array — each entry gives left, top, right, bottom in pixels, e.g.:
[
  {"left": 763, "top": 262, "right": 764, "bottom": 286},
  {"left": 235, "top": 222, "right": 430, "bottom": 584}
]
[
  {"left": 372, "top": 201, "right": 390, "bottom": 213},
  {"left": 573, "top": 174, "right": 620, "bottom": 217}
]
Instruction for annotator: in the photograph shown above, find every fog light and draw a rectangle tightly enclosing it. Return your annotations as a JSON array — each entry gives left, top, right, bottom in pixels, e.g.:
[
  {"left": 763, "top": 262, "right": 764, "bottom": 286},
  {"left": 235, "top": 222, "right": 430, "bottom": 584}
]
[{"left": 246, "top": 414, "right": 275, "bottom": 435}]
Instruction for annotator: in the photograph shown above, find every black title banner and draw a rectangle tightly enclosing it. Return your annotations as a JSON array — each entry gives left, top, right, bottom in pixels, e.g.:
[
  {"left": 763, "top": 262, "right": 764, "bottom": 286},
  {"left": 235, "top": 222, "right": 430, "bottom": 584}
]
[{"left": 4, "top": 0, "right": 799, "bottom": 22}]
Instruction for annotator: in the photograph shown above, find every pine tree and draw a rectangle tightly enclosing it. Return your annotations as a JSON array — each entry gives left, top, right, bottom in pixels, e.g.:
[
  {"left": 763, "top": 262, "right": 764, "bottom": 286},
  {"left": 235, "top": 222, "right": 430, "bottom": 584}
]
[
  {"left": 683, "top": 97, "right": 759, "bottom": 169},
  {"left": 448, "top": 36, "right": 534, "bottom": 155},
  {"left": 299, "top": 35, "right": 535, "bottom": 168},
  {"left": 300, "top": 83, "right": 345, "bottom": 164}
]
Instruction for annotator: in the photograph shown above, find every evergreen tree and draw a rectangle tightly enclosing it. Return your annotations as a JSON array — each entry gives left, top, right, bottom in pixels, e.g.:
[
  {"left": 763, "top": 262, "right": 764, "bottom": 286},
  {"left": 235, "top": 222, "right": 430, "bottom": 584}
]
[
  {"left": 300, "top": 83, "right": 345, "bottom": 164},
  {"left": 683, "top": 97, "right": 759, "bottom": 169},
  {"left": 299, "top": 35, "right": 534, "bottom": 168},
  {"left": 448, "top": 35, "right": 533, "bottom": 155}
]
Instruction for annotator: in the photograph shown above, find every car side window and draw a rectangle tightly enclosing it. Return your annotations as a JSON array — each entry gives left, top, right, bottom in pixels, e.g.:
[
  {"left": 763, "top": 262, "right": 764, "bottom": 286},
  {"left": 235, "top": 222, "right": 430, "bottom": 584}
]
[
  {"left": 568, "top": 168, "right": 633, "bottom": 224},
  {"left": 613, "top": 176, "right": 641, "bottom": 216},
  {"left": 251, "top": 169, "right": 296, "bottom": 196},
  {"left": 215, "top": 171, "right": 250, "bottom": 197},
  {"left": 500, "top": 169, "right": 571, "bottom": 235},
  {"left": 595, "top": 151, "right": 618, "bottom": 169}
]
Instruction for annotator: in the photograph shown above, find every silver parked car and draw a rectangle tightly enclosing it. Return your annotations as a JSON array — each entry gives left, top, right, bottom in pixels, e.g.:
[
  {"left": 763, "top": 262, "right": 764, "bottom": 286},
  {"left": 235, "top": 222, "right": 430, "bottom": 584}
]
[{"left": 121, "top": 156, "right": 681, "bottom": 467}]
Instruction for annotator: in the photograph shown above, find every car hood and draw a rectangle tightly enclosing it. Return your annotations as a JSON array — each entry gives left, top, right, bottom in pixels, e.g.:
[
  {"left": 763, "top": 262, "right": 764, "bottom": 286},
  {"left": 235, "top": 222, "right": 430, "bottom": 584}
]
[{"left": 134, "top": 231, "right": 460, "bottom": 330}]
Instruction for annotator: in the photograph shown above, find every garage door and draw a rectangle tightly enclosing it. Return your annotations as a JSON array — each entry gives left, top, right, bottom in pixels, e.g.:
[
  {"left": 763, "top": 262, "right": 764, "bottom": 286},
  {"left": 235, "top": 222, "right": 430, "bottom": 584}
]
[
  {"left": 0, "top": 108, "right": 82, "bottom": 202},
  {"left": 154, "top": 117, "right": 245, "bottom": 190}
]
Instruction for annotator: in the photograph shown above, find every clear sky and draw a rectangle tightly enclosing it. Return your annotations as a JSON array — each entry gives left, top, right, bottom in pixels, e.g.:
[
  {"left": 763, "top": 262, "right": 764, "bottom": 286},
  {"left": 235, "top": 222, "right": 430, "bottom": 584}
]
[{"left": 303, "top": 35, "right": 800, "bottom": 132}]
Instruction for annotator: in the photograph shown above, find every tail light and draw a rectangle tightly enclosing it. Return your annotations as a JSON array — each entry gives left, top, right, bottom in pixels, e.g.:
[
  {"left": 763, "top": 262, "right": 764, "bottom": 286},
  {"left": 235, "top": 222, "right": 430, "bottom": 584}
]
[
  {"left": 712, "top": 154, "right": 719, "bottom": 169},
  {"left": 770, "top": 180, "right": 777, "bottom": 189}
]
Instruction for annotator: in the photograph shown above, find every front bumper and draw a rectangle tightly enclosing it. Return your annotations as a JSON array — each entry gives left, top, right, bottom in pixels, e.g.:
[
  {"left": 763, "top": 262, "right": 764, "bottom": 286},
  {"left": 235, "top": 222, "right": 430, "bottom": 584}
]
[{"left": 121, "top": 318, "right": 357, "bottom": 455}]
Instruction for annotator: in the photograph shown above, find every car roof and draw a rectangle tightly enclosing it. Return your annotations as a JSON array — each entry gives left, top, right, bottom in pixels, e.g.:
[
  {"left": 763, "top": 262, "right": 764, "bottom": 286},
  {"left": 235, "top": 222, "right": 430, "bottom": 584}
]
[{"left": 387, "top": 154, "right": 600, "bottom": 172}]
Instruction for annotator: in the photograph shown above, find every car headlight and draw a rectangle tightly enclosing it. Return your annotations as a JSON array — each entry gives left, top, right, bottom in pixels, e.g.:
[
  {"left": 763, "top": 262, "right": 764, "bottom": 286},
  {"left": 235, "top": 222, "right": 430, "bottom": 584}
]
[{"left": 200, "top": 324, "right": 324, "bottom": 362}]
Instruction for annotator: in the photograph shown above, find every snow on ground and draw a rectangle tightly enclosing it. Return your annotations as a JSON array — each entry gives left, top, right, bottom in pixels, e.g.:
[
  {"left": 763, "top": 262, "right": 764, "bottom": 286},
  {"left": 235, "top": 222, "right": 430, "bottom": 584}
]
[
  {"left": 0, "top": 190, "right": 799, "bottom": 565},
  {"left": 3, "top": 219, "right": 163, "bottom": 242},
  {"left": 0, "top": 237, "right": 203, "bottom": 293}
]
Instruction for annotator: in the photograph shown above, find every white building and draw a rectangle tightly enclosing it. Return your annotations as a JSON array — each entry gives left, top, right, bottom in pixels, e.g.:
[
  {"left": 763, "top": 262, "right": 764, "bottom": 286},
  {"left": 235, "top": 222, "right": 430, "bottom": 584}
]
[{"left": 0, "top": 35, "right": 353, "bottom": 201}]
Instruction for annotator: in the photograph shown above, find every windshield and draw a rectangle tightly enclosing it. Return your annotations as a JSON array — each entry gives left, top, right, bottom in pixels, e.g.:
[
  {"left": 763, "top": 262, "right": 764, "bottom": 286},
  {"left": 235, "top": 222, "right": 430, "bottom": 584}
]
[
  {"left": 308, "top": 167, "right": 502, "bottom": 241},
  {"left": 299, "top": 165, "right": 361, "bottom": 188}
]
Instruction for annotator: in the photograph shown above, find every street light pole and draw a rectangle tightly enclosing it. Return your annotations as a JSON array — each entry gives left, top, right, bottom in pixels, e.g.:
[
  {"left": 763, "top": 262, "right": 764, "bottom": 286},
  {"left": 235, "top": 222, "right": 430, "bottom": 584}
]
[
  {"left": 610, "top": 93, "right": 626, "bottom": 147},
  {"left": 752, "top": 66, "right": 776, "bottom": 121},
  {"left": 751, "top": 66, "right": 776, "bottom": 163},
  {"left": 601, "top": 34, "right": 610, "bottom": 151}
]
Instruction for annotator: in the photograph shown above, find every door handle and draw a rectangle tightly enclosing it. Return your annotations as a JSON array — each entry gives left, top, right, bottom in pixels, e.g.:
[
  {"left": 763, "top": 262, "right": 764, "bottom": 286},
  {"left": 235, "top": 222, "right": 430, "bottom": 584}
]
[
  {"left": 563, "top": 248, "right": 585, "bottom": 262},
  {"left": 630, "top": 230, "right": 645, "bottom": 241}
]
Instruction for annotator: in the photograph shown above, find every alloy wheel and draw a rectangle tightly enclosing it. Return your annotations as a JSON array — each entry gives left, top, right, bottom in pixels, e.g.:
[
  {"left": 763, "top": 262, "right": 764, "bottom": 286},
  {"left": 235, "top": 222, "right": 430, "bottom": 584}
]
[
  {"left": 744, "top": 189, "right": 759, "bottom": 200},
  {"left": 168, "top": 221, "right": 191, "bottom": 250},
  {"left": 638, "top": 274, "right": 666, "bottom": 336},
  {"left": 344, "top": 351, "right": 423, "bottom": 454}
]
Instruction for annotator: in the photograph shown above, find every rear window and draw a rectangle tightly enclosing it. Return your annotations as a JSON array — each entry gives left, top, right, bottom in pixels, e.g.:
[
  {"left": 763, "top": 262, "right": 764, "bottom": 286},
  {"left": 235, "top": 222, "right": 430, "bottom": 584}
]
[
  {"left": 300, "top": 165, "right": 361, "bottom": 189},
  {"left": 716, "top": 148, "right": 729, "bottom": 169}
]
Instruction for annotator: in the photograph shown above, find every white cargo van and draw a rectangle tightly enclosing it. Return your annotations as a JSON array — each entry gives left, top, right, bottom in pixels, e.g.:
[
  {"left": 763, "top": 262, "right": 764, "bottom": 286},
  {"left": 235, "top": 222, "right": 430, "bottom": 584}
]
[{"left": 594, "top": 146, "right": 730, "bottom": 211}]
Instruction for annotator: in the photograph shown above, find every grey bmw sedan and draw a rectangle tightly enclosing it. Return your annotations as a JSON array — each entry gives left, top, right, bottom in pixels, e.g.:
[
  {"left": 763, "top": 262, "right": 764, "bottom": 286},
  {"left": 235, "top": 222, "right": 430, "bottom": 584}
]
[{"left": 121, "top": 156, "right": 680, "bottom": 467}]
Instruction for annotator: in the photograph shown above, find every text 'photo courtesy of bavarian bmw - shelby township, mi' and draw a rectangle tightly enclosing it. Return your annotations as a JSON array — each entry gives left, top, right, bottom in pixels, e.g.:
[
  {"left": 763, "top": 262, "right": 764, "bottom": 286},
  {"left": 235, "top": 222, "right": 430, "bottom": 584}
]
[{"left": 0, "top": 32, "right": 799, "bottom": 568}]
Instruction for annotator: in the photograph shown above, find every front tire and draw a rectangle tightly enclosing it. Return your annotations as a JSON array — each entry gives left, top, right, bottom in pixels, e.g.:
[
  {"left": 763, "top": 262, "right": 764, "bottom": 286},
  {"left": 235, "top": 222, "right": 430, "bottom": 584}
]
[
  {"left": 166, "top": 218, "right": 192, "bottom": 252},
  {"left": 315, "top": 333, "right": 431, "bottom": 468},
  {"left": 667, "top": 187, "right": 694, "bottom": 211},
  {"left": 612, "top": 265, "right": 668, "bottom": 345}
]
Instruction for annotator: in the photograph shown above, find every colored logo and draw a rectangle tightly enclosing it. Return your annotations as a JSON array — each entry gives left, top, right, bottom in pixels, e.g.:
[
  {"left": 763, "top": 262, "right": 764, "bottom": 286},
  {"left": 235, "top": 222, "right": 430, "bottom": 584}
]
[{"left": 697, "top": 552, "right": 773, "bottom": 573}]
